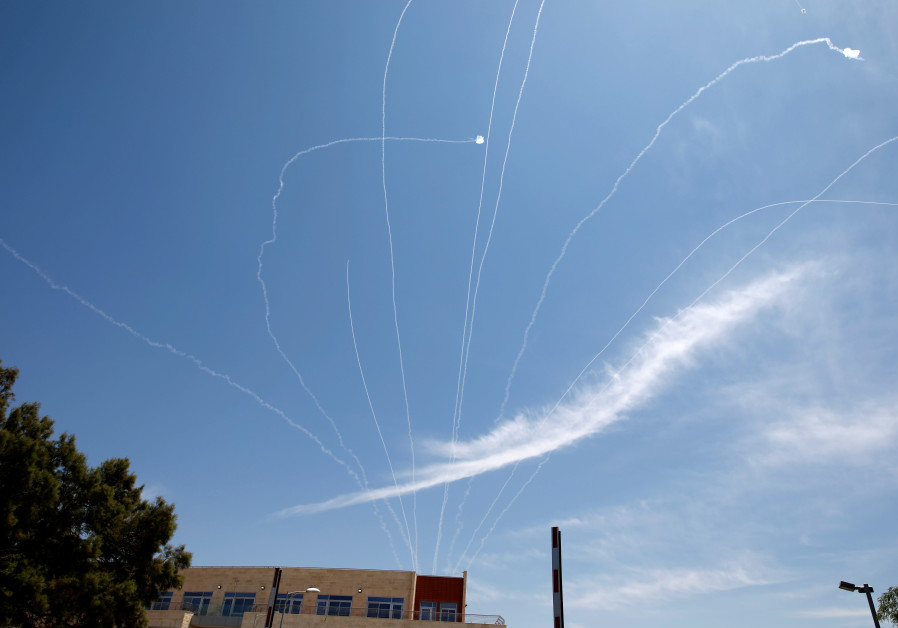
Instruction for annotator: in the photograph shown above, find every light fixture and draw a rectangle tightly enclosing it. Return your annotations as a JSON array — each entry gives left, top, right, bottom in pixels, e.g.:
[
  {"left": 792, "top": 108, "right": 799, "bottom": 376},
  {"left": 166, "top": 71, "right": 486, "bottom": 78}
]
[
  {"left": 261, "top": 586, "right": 265, "bottom": 590},
  {"left": 217, "top": 585, "right": 222, "bottom": 589},
  {"left": 357, "top": 588, "right": 363, "bottom": 593},
  {"left": 840, "top": 581, "right": 857, "bottom": 591},
  {"left": 838, "top": 581, "right": 881, "bottom": 628},
  {"left": 306, "top": 587, "right": 320, "bottom": 593}
]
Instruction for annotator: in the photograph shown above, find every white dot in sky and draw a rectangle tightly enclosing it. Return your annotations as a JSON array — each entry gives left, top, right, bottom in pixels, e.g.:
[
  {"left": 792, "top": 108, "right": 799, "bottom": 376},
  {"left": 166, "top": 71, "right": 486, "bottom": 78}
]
[{"left": 475, "top": 135, "right": 484, "bottom": 144}]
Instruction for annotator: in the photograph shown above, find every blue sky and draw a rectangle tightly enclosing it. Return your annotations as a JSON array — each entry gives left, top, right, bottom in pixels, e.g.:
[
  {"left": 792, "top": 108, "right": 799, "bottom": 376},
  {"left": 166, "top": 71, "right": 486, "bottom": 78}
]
[{"left": 2, "top": 1, "right": 897, "bottom": 627}]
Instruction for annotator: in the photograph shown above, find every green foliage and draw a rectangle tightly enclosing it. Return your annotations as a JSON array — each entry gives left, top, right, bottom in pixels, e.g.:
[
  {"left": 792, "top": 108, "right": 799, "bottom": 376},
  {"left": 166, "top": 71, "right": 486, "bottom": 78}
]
[
  {"left": 879, "top": 586, "right": 898, "bottom": 626},
  {"left": 0, "top": 361, "right": 191, "bottom": 627}
]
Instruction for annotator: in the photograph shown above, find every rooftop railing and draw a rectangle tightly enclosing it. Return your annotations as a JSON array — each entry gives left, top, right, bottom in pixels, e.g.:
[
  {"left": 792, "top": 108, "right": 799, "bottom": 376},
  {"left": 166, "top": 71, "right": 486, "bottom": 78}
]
[{"left": 168, "top": 602, "right": 504, "bottom": 625}]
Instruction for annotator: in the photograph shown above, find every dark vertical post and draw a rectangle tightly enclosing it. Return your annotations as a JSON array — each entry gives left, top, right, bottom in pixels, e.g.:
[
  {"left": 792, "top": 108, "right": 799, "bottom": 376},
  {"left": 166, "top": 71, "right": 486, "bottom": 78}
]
[
  {"left": 861, "top": 585, "right": 881, "bottom": 628},
  {"left": 264, "top": 567, "right": 282, "bottom": 627},
  {"left": 552, "top": 527, "right": 564, "bottom": 628}
]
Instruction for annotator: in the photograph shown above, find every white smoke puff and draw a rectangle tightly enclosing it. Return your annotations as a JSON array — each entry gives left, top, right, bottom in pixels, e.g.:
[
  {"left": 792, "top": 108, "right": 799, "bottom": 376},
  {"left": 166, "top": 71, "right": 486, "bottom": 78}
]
[
  {"left": 842, "top": 48, "right": 860, "bottom": 59},
  {"left": 475, "top": 135, "right": 484, "bottom": 144}
]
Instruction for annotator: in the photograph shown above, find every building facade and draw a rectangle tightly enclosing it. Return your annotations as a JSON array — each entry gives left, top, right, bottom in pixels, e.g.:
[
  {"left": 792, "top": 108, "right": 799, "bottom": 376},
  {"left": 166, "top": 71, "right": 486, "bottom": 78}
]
[{"left": 146, "top": 566, "right": 505, "bottom": 628}]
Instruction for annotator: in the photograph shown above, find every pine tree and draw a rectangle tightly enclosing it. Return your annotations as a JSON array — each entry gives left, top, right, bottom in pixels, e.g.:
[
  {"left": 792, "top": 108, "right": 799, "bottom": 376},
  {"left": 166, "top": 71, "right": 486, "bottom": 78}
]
[{"left": 0, "top": 361, "right": 191, "bottom": 627}]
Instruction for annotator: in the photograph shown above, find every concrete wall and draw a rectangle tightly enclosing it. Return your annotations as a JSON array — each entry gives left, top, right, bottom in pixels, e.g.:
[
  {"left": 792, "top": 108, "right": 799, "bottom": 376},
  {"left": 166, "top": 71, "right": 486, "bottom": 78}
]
[
  {"left": 168, "top": 567, "right": 416, "bottom": 618},
  {"left": 146, "top": 567, "right": 503, "bottom": 628},
  {"left": 147, "top": 609, "right": 194, "bottom": 628}
]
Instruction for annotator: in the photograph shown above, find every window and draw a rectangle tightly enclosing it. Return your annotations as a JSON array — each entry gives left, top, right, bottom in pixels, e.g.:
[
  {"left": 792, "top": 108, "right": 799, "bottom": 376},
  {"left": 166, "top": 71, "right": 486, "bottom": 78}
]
[
  {"left": 316, "top": 594, "right": 353, "bottom": 616},
  {"left": 181, "top": 592, "right": 213, "bottom": 615},
  {"left": 420, "top": 601, "right": 437, "bottom": 621},
  {"left": 222, "top": 592, "right": 256, "bottom": 617},
  {"left": 147, "top": 592, "right": 172, "bottom": 611},
  {"left": 275, "top": 593, "right": 303, "bottom": 614},
  {"left": 439, "top": 602, "right": 458, "bottom": 622},
  {"left": 367, "top": 597, "right": 404, "bottom": 619}
]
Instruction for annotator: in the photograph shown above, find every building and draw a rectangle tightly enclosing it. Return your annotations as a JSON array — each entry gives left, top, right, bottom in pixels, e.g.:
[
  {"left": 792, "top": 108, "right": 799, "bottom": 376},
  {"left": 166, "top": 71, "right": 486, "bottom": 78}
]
[{"left": 146, "top": 566, "right": 506, "bottom": 628}]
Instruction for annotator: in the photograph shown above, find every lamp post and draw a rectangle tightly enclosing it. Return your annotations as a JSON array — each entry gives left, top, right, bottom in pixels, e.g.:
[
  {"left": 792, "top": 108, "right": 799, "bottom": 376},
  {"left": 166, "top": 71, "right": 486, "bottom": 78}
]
[
  {"left": 278, "top": 588, "right": 320, "bottom": 628},
  {"left": 839, "top": 581, "right": 881, "bottom": 628}
]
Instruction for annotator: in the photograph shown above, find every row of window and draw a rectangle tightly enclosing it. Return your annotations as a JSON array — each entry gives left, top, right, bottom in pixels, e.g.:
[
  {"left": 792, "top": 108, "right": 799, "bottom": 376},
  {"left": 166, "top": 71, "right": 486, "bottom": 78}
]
[
  {"left": 159, "top": 591, "right": 253, "bottom": 617},
  {"left": 420, "top": 601, "right": 458, "bottom": 621},
  {"left": 181, "top": 592, "right": 212, "bottom": 615},
  {"left": 276, "top": 594, "right": 407, "bottom": 619},
  {"left": 367, "top": 596, "right": 404, "bottom": 619},
  {"left": 274, "top": 593, "right": 303, "bottom": 614},
  {"left": 150, "top": 592, "right": 457, "bottom": 621},
  {"left": 148, "top": 592, "right": 173, "bottom": 611},
  {"left": 222, "top": 593, "right": 256, "bottom": 617}
]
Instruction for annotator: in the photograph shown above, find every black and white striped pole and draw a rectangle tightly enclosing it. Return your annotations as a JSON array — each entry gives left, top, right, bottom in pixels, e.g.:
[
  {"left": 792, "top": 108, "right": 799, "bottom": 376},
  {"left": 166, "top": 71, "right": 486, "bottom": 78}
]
[{"left": 552, "top": 527, "right": 565, "bottom": 628}]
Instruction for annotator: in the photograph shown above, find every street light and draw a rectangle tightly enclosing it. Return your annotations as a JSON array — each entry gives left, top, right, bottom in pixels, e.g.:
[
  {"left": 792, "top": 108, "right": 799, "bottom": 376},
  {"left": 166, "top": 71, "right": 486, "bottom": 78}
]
[
  {"left": 839, "top": 581, "right": 881, "bottom": 628},
  {"left": 278, "top": 588, "right": 320, "bottom": 628}
]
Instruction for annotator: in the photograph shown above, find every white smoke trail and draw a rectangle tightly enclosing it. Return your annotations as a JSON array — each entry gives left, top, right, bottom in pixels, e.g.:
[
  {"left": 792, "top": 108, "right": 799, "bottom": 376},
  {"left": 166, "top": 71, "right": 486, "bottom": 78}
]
[
  {"left": 453, "top": 461, "right": 519, "bottom": 573},
  {"left": 445, "top": 476, "right": 474, "bottom": 573},
  {"left": 673, "top": 135, "right": 898, "bottom": 325},
  {"left": 267, "top": 38, "right": 877, "bottom": 552},
  {"left": 457, "top": 137, "right": 898, "bottom": 567},
  {"left": 548, "top": 198, "right": 898, "bottom": 426},
  {"left": 346, "top": 261, "right": 415, "bottom": 563},
  {"left": 465, "top": 0, "right": 548, "bottom": 423},
  {"left": 458, "top": 193, "right": 898, "bottom": 568},
  {"left": 382, "top": 0, "right": 419, "bottom": 573},
  {"left": 0, "top": 237, "right": 364, "bottom": 483},
  {"left": 455, "top": 32, "right": 865, "bottom": 579},
  {"left": 371, "top": 502, "right": 403, "bottom": 570},
  {"left": 461, "top": 453, "right": 549, "bottom": 572},
  {"left": 445, "top": 0, "right": 549, "bottom": 576},
  {"left": 435, "top": 0, "right": 522, "bottom": 576},
  {"left": 271, "top": 126, "right": 897, "bottom": 518},
  {"left": 258, "top": 135, "right": 474, "bottom": 465},
  {"left": 274, "top": 266, "right": 802, "bottom": 517},
  {"left": 1, "top": 235, "right": 411, "bottom": 565},
  {"left": 257, "top": 132, "right": 474, "bottom": 571},
  {"left": 457, "top": 265, "right": 805, "bottom": 567},
  {"left": 497, "top": 36, "right": 864, "bottom": 420}
]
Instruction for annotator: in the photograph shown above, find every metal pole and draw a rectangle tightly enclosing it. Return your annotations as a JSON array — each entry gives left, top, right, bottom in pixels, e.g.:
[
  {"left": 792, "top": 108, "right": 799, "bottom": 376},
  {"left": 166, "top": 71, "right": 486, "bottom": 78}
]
[
  {"left": 552, "top": 527, "right": 564, "bottom": 628},
  {"left": 860, "top": 585, "right": 881, "bottom": 628},
  {"left": 264, "top": 567, "right": 282, "bottom": 628}
]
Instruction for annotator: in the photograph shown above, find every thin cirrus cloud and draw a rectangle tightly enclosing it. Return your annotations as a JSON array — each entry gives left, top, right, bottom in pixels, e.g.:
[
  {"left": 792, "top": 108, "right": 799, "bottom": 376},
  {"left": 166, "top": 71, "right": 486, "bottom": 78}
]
[
  {"left": 569, "top": 565, "right": 772, "bottom": 611},
  {"left": 274, "top": 265, "right": 811, "bottom": 518},
  {"left": 755, "top": 403, "right": 898, "bottom": 467},
  {"left": 794, "top": 607, "right": 869, "bottom": 619}
]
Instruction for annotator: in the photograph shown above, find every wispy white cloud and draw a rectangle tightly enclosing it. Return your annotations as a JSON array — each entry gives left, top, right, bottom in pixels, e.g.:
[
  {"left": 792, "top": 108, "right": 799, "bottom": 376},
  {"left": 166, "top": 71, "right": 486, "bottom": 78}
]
[
  {"left": 754, "top": 402, "right": 898, "bottom": 467},
  {"left": 571, "top": 564, "right": 772, "bottom": 610},
  {"left": 794, "top": 606, "right": 868, "bottom": 619},
  {"left": 275, "top": 267, "right": 809, "bottom": 517}
]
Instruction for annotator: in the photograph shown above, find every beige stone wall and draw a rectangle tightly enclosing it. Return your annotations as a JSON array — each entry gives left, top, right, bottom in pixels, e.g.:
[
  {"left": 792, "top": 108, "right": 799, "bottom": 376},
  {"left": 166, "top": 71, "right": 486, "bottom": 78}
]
[
  {"left": 172, "top": 566, "right": 274, "bottom": 610},
  {"left": 282, "top": 566, "right": 416, "bottom": 604},
  {"left": 146, "top": 608, "right": 194, "bottom": 628},
  {"left": 171, "top": 567, "right": 416, "bottom": 615}
]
